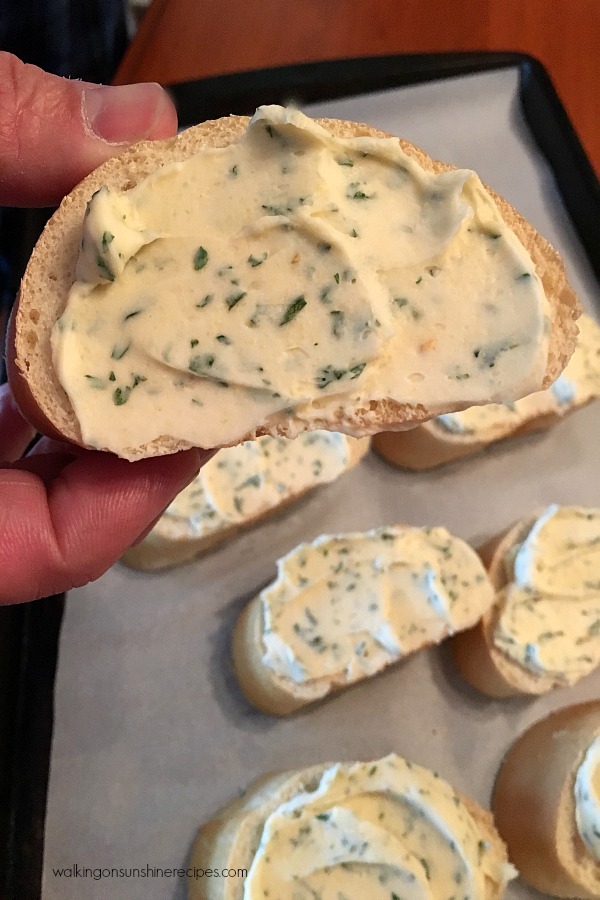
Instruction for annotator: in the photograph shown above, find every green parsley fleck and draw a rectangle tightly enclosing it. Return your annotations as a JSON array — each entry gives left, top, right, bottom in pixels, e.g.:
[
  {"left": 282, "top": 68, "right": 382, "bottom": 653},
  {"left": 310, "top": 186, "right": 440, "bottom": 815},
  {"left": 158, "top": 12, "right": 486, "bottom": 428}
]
[
  {"left": 111, "top": 342, "right": 130, "bottom": 360},
  {"left": 316, "top": 365, "right": 345, "bottom": 388},
  {"left": 347, "top": 181, "right": 375, "bottom": 200},
  {"left": 227, "top": 291, "right": 247, "bottom": 310},
  {"left": 330, "top": 310, "right": 344, "bottom": 337},
  {"left": 240, "top": 474, "right": 261, "bottom": 489},
  {"left": 193, "top": 246, "right": 208, "bottom": 270},
  {"left": 196, "top": 294, "right": 213, "bottom": 308},
  {"left": 113, "top": 386, "right": 131, "bottom": 405},
  {"left": 96, "top": 254, "right": 114, "bottom": 282},
  {"left": 101, "top": 231, "right": 114, "bottom": 252},
  {"left": 248, "top": 253, "right": 267, "bottom": 267},
  {"left": 349, "top": 362, "right": 366, "bottom": 379},
  {"left": 84, "top": 375, "right": 105, "bottom": 389},
  {"left": 216, "top": 334, "right": 231, "bottom": 344},
  {"left": 189, "top": 354, "right": 215, "bottom": 374},
  {"left": 280, "top": 295, "right": 306, "bottom": 325}
]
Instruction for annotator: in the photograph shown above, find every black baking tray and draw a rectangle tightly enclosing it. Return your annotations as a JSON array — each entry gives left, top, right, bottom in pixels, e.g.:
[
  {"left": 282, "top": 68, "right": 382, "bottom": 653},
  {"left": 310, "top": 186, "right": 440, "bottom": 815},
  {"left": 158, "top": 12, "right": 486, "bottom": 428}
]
[{"left": 1, "top": 51, "right": 599, "bottom": 900}]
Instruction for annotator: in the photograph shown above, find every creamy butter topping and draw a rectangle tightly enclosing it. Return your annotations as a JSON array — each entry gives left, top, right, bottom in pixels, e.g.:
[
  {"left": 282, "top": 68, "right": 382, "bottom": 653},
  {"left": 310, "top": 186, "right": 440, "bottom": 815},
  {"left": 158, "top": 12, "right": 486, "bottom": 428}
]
[
  {"left": 52, "top": 105, "right": 549, "bottom": 457},
  {"left": 493, "top": 505, "right": 600, "bottom": 683},
  {"left": 260, "top": 526, "right": 493, "bottom": 698},
  {"left": 159, "top": 431, "right": 357, "bottom": 540},
  {"left": 244, "top": 755, "right": 514, "bottom": 899},
  {"left": 435, "top": 314, "right": 600, "bottom": 438},
  {"left": 574, "top": 736, "right": 600, "bottom": 861}
]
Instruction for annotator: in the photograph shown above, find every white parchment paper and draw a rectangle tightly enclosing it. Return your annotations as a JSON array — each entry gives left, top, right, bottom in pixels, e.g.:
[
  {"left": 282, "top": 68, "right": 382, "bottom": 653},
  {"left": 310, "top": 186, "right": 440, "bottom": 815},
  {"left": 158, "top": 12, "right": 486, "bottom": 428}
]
[{"left": 42, "top": 68, "right": 600, "bottom": 900}]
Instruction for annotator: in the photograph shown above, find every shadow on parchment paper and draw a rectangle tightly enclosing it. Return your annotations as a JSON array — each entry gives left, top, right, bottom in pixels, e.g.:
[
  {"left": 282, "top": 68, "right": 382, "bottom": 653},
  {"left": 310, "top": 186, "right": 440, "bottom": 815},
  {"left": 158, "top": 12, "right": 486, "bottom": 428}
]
[
  {"left": 426, "top": 640, "right": 533, "bottom": 776},
  {"left": 207, "top": 583, "right": 277, "bottom": 733},
  {"left": 430, "top": 638, "right": 533, "bottom": 715}
]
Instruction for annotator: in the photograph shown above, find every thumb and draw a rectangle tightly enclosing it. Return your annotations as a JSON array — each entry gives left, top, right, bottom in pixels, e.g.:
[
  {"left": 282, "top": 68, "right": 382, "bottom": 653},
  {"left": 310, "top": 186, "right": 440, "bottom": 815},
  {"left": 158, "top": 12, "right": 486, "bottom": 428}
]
[{"left": 0, "top": 52, "right": 178, "bottom": 207}]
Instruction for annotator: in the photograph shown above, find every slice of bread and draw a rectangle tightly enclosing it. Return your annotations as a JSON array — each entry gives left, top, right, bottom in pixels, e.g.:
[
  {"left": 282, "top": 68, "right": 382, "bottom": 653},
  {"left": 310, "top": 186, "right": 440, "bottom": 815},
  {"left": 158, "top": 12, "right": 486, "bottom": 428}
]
[
  {"left": 232, "top": 525, "right": 494, "bottom": 715},
  {"left": 121, "top": 432, "right": 369, "bottom": 570},
  {"left": 8, "top": 111, "right": 580, "bottom": 459},
  {"left": 492, "top": 701, "right": 600, "bottom": 898},
  {"left": 451, "top": 508, "right": 600, "bottom": 697},
  {"left": 188, "top": 754, "right": 514, "bottom": 900},
  {"left": 373, "top": 312, "right": 600, "bottom": 471}
]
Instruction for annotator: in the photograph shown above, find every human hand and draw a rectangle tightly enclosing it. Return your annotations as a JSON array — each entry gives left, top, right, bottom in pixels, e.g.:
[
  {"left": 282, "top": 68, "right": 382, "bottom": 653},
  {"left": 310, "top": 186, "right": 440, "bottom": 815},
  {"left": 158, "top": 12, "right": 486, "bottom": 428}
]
[{"left": 0, "top": 53, "right": 208, "bottom": 603}]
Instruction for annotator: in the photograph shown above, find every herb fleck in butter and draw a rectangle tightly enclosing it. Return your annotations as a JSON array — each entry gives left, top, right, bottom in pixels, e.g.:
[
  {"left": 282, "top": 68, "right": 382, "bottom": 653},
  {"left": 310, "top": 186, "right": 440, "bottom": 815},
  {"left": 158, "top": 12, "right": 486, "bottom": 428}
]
[{"left": 193, "top": 246, "right": 208, "bottom": 270}]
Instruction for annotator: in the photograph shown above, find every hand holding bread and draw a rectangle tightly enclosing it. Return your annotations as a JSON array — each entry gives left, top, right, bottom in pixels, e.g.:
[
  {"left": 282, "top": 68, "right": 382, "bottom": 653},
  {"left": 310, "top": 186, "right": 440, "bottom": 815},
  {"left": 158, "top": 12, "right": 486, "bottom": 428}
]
[{"left": 0, "top": 53, "right": 210, "bottom": 605}]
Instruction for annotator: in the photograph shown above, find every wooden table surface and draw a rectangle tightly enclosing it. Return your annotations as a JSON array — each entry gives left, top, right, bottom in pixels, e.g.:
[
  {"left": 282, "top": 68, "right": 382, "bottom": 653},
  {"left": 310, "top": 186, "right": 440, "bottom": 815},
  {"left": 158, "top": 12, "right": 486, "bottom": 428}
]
[{"left": 116, "top": 0, "right": 600, "bottom": 176}]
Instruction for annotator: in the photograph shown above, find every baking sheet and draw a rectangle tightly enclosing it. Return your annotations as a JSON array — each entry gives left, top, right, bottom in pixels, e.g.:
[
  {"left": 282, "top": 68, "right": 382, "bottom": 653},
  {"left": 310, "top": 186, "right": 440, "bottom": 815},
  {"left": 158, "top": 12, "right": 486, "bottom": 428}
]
[{"left": 42, "top": 68, "right": 600, "bottom": 900}]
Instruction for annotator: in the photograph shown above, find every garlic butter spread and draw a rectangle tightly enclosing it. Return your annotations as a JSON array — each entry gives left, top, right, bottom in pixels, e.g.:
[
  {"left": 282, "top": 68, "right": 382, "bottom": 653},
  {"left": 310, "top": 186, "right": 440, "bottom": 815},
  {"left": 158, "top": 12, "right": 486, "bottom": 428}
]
[
  {"left": 158, "top": 431, "right": 358, "bottom": 541},
  {"left": 493, "top": 505, "right": 600, "bottom": 683},
  {"left": 574, "top": 735, "right": 600, "bottom": 861},
  {"left": 52, "top": 106, "right": 550, "bottom": 457},
  {"left": 244, "top": 755, "right": 514, "bottom": 899},
  {"left": 435, "top": 313, "right": 600, "bottom": 438},
  {"left": 260, "top": 526, "right": 493, "bottom": 698}
]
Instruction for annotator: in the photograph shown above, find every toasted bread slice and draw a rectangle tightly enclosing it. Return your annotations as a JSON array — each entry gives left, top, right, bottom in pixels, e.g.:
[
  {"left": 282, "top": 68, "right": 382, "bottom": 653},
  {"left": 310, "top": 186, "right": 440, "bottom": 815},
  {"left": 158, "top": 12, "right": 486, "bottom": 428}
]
[
  {"left": 493, "top": 701, "right": 600, "bottom": 898},
  {"left": 451, "top": 506, "right": 600, "bottom": 697},
  {"left": 8, "top": 110, "right": 579, "bottom": 459},
  {"left": 188, "top": 754, "right": 514, "bottom": 900},
  {"left": 121, "top": 432, "right": 369, "bottom": 571},
  {"left": 232, "top": 524, "right": 494, "bottom": 715}
]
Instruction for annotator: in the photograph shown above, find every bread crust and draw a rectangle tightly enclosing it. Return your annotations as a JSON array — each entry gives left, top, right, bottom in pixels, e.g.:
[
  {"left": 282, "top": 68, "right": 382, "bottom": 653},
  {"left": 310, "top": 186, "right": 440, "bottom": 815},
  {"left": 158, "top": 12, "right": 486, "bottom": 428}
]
[
  {"left": 8, "top": 114, "right": 580, "bottom": 459},
  {"left": 232, "top": 525, "right": 496, "bottom": 715},
  {"left": 188, "top": 761, "right": 511, "bottom": 900},
  {"left": 121, "top": 436, "right": 369, "bottom": 571},
  {"left": 492, "top": 701, "right": 600, "bottom": 898},
  {"left": 372, "top": 406, "right": 575, "bottom": 471},
  {"left": 451, "top": 512, "right": 599, "bottom": 697}
]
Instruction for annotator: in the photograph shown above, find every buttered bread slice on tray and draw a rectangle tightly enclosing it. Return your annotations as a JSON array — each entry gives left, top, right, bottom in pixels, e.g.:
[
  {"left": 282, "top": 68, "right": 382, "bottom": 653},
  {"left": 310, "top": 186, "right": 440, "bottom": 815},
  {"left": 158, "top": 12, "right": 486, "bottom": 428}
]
[
  {"left": 121, "top": 431, "right": 369, "bottom": 570},
  {"left": 452, "top": 505, "right": 600, "bottom": 697},
  {"left": 374, "top": 312, "right": 600, "bottom": 469},
  {"left": 232, "top": 525, "right": 494, "bottom": 714},
  {"left": 9, "top": 105, "right": 579, "bottom": 458},
  {"left": 188, "top": 753, "right": 515, "bottom": 900}
]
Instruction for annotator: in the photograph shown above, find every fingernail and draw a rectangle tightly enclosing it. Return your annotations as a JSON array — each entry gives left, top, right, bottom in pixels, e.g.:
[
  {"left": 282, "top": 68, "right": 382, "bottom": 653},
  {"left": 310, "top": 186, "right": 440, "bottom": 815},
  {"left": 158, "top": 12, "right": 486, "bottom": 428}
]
[{"left": 82, "top": 82, "right": 169, "bottom": 144}]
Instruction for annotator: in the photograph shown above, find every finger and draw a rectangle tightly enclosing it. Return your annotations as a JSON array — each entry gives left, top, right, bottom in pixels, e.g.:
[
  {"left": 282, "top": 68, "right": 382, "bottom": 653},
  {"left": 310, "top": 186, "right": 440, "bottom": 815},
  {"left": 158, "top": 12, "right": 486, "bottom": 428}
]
[
  {"left": 0, "top": 382, "right": 36, "bottom": 462},
  {"left": 0, "top": 52, "right": 178, "bottom": 206},
  {"left": 6, "top": 452, "right": 78, "bottom": 486},
  {"left": 0, "top": 448, "right": 205, "bottom": 604}
]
